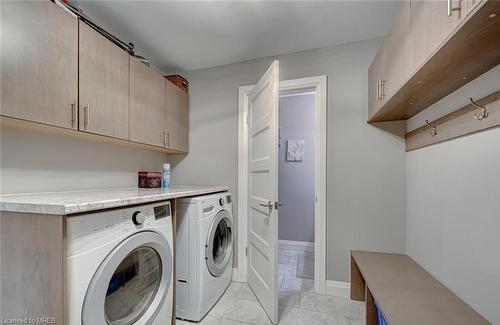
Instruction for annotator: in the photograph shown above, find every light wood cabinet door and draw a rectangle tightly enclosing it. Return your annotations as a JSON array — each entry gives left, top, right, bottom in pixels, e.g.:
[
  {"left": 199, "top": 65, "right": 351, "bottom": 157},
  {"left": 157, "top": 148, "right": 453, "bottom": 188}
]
[
  {"left": 368, "top": 44, "right": 386, "bottom": 119},
  {"left": 383, "top": 0, "right": 410, "bottom": 99},
  {"left": 410, "top": 0, "right": 465, "bottom": 71},
  {"left": 130, "top": 57, "right": 166, "bottom": 147},
  {"left": 79, "top": 22, "right": 129, "bottom": 140},
  {"left": 0, "top": 1, "right": 78, "bottom": 129},
  {"left": 165, "top": 81, "right": 189, "bottom": 152},
  {"left": 465, "top": 0, "right": 482, "bottom": 15}
]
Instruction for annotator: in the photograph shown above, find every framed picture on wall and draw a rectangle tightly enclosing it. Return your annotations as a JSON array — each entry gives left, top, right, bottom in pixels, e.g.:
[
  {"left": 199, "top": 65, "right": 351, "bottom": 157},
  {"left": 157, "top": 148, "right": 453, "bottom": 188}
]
[{"left": 286, "top": 140, "right": 304, "bottom": 161}]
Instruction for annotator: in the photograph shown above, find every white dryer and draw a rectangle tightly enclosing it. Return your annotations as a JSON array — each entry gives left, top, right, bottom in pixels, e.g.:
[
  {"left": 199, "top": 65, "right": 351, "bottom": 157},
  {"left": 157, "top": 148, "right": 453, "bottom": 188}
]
[
  {"left": 176, "top": 192, "right": 233, "bottom": 322},
  {"left": 66, "top": 201, "right": 174, "bottom": 325}
]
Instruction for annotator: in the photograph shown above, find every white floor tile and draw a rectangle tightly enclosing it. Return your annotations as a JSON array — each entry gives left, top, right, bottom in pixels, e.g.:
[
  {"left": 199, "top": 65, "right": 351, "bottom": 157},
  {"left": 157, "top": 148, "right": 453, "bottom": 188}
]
[
  {"left": 300, "top": 291, "right": 364, "bottom": 320},
  {"left": 279, "top": 306, "right": 351, "bottom": 325},
  {"left": 219, "top": 318, "right": 259, "bottom": 325},
  {"left": 236, "top": 283, "right": 259, "bottom": 302},
  {"left": 224, "top": 282, "right": 243, "bottom": 298},
  {"left": 278, "top": 288, "right": 300, "bottom": 307},
  {"left": 281, "top": 276, "right": 314, "bottom": 291},
  {"left": 209, "top": 296, "right": 271, "bottom": 325},
  {"left": 278, "top": 264, "right": 297, "bottom": 278},
  {"left": 204, "top": 249, "right": 364, "bottom": 325},
  {"left": 199, "top": 315, "right": 223, "bottom": 325}
]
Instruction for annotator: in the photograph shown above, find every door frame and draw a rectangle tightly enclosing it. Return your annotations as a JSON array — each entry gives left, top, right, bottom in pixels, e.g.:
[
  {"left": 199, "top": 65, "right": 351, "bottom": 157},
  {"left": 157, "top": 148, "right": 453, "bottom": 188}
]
[{"left": 236, "top": 75, "right": 327, "bottom": 294}]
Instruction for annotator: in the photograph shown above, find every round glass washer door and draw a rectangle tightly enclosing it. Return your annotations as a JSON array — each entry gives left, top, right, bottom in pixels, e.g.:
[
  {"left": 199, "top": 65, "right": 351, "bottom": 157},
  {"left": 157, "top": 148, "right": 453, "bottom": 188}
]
[
  {"left": 82, "top": 231, "right": 172, "bottom": 325},
  {"left": 206, "top": 210, "right": 233, "bottom": 277}
]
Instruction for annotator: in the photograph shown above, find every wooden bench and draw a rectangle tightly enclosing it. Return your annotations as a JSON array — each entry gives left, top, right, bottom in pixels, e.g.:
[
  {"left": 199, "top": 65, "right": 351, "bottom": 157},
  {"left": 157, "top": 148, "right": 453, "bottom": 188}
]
[{"left": 350, "top": 250, "right": 490, "bottom": 325}]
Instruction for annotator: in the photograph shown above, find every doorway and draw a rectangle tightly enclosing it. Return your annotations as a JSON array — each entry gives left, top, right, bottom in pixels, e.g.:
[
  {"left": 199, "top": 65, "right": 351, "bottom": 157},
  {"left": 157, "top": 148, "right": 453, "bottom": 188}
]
[
  {"left": 277, "top": 89, "right": 316, "bottom": 294},
  {"left": 236, "top": 75, "right": 327, "bottom": 323}
]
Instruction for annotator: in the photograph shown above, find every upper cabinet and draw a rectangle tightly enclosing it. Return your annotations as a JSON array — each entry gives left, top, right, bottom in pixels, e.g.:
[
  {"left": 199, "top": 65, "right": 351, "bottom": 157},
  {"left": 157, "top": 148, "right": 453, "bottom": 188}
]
[
  {"left": 0, "top": 1, "right": 190, "bottom": 153},
  {"left": 368, "top": 45, "right": 386, "bottom": 118},
  {"left": 368, "top": 0, "right": 500, "bottom": 122},
  {"left": 383, "top": 0, "right": 411, "bottom": 100},
  {"left": 0, "top": 1, "right": 78, "bottom": 129},
  {"left": 466, "top": 0, "right": 483, "bottom": 14},
  {"left": 130, "top": 57, "right": 166, "bottom": 148},
  {"left": 79, "top": 23, "right": 130, "bottom": 140},
  {"left": 165, "top": 81, "right": 189, "bottom": 152},
  {"left": 410, "top": 0, "right": 464, "bottom": 71},
  {"left": 369, "top": 1, "right": 410, "bottom": 117}
]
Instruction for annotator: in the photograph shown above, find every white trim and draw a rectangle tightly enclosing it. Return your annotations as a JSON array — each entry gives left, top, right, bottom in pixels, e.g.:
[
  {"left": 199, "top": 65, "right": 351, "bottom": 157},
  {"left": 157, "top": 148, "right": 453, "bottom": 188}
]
[
  {"left": 237, "top": 84, "right": 253, "bottom": 284},
  {"left": 279, "top": 90, "right": 316, "bottom": 98},
  {"left": 278, "top": 240, "right": 314, "bottom": 253},
  {"left": 325, "top": 281, "right": 350, "bottom": 299},
  {"left": 236, "top": 75, "right": 328, "bottom": 295}
]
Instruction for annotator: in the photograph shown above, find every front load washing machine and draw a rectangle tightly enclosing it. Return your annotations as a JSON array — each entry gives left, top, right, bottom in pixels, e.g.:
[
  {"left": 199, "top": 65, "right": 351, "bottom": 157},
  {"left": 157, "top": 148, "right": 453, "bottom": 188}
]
[
  {"left": 176, "top": 192, "right": 233, "bottom": 322},
  {"left": 66, "top": 201, "right": 174, "bottom": 325}
]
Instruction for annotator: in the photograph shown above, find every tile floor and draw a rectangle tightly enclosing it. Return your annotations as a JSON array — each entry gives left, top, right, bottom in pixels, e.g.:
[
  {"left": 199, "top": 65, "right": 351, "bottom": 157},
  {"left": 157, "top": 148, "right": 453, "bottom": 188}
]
[{"left": 176, "top": 249, "right": 365, "bottom": 325}]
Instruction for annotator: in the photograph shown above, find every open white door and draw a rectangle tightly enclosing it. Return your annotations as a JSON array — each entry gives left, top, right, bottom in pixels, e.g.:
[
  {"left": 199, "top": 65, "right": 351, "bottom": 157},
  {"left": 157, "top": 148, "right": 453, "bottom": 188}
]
[{"left": 247, "top": 60, "right": 279, "bottom": 324}]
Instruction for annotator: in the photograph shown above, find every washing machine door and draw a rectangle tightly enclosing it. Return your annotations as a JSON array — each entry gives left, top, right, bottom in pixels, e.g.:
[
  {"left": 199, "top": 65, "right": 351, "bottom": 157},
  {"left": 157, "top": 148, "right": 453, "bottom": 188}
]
[
  {"left": 205, "top": 210, "right": 233, "bottom": 277},
  {"left": 82, "top": 230, "right": 172, "bottom": 325}
]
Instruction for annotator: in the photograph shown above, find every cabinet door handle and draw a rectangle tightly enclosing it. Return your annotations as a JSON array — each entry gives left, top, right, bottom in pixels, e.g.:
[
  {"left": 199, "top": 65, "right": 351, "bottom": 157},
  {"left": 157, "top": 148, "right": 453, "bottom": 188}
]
[
  {"left": 83, "top": 105, "right": 89, "bottom": 129},
  {"left": 163, "top": 131, "right": 167, "bottom": 146},
  {"left": 71, "top": 101, "right": 76, "bottom": 128},
  {"left": 377, "top": 78, "right": 382, "bottom": 101},
  {"left": 167, "top": 131, "right": 171, "bottom": 147},
  {"left": 380, "top": 80, "right": 386, "bottom": 100},
  {"left": 447, "top": 0, "right": 461, "bottom": 16}
]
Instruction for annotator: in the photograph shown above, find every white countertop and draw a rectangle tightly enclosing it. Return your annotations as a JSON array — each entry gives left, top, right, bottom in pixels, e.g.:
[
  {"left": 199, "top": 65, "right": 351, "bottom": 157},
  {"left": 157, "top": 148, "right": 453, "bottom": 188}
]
[{"left": 0, "top": 185, "right": 228, "bottom": 215}]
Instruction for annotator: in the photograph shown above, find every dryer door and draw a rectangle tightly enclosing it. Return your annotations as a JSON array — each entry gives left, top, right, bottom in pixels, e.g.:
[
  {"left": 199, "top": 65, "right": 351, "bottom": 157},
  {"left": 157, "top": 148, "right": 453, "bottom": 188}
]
[
  {"left": 82, "top": 230, "right": 172, "bottom": 325},
  {"left": 205, "top": 210, "right": 233, "bottom": 277}
]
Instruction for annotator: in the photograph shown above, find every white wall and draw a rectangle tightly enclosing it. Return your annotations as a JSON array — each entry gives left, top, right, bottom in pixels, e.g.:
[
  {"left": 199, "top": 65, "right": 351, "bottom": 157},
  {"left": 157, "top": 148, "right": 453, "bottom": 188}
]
[
  {"left": 170, "top": 38, "right": 407, "bottom": 282},
  {"left": 0, "top": 127, "right": 168, "bottom": 194},
  {"left": 278, "top": 93, "right": 315, "bottom": 243},
  {"left": 406, "top": 65, "right": 500, "bottom": 324}
]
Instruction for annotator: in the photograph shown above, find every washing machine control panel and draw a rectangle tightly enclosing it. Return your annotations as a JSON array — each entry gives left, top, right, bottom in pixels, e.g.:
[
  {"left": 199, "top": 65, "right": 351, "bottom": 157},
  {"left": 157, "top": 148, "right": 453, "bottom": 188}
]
[
  {"left": 67, "top": 201, "right": 171, "bottom": 239},
  {"left": 66, "top": 201, "right": 172, "bottom": 261}
]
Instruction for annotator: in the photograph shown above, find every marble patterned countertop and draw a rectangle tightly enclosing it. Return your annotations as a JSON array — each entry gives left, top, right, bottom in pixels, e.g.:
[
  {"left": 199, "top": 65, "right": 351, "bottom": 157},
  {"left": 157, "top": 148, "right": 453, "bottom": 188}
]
[{"left": 0, "top": 185, "right": 228, "bottom": 215}]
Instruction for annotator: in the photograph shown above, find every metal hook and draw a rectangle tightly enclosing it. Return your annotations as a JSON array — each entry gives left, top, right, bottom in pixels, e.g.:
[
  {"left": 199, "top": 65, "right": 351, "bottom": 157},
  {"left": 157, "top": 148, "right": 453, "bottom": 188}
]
[
  {"left": 470, "top": 98, "right": 489, "bottom": 120},
  {"left": 425, "top": 120, "right": 437, "bottom": 137}
]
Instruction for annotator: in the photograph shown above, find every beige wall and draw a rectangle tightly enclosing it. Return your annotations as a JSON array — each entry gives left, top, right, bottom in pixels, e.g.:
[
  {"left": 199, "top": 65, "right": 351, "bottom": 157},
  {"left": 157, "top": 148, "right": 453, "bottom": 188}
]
[
  {"left": 406, "top": 65, "right": 500, "bottom": 324},
  {"left": 170, "top": 38, "right": 407, "bottom": 282},
  {"left": 0, "top": 127, "right": 167, "bottom": 194}
]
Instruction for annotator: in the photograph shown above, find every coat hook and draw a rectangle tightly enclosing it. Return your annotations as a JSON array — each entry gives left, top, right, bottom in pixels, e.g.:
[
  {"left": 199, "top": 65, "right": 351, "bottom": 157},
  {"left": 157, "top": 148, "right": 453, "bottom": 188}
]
[
  {"left": 425, "top": 120, "right": 437, "bottom": 137},
  {"left": 470, "top": 98, "right": 489, "bottom": 120}
]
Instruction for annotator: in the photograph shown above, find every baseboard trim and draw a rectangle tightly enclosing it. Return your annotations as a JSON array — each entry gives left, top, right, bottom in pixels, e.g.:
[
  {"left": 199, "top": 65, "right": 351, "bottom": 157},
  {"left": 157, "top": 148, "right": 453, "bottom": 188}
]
[
  {"left": 278, "top": 240, "right": 314, "bottom": 253},
  {"left": 325, "top": 280, "right": 350, "bottom": 298}
]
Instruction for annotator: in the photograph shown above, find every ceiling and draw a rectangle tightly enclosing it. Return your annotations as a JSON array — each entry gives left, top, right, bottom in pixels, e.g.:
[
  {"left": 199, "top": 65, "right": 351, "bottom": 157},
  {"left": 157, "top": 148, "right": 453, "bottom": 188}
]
[{"left": 78, "top": 1, "right": 402, "bottom": 73}]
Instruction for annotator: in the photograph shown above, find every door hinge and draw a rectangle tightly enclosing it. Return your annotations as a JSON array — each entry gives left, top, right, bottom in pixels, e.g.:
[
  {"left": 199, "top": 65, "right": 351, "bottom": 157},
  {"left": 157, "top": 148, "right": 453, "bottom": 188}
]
[{"left": 245, "top": 113, "right": 249, "bottom": 125}]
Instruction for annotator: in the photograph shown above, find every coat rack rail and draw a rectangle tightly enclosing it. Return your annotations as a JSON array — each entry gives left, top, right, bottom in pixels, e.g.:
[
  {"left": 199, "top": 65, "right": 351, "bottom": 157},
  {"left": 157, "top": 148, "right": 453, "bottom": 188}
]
[{"left": 406, "top": 90, "right": 500, "bottom": 152}]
